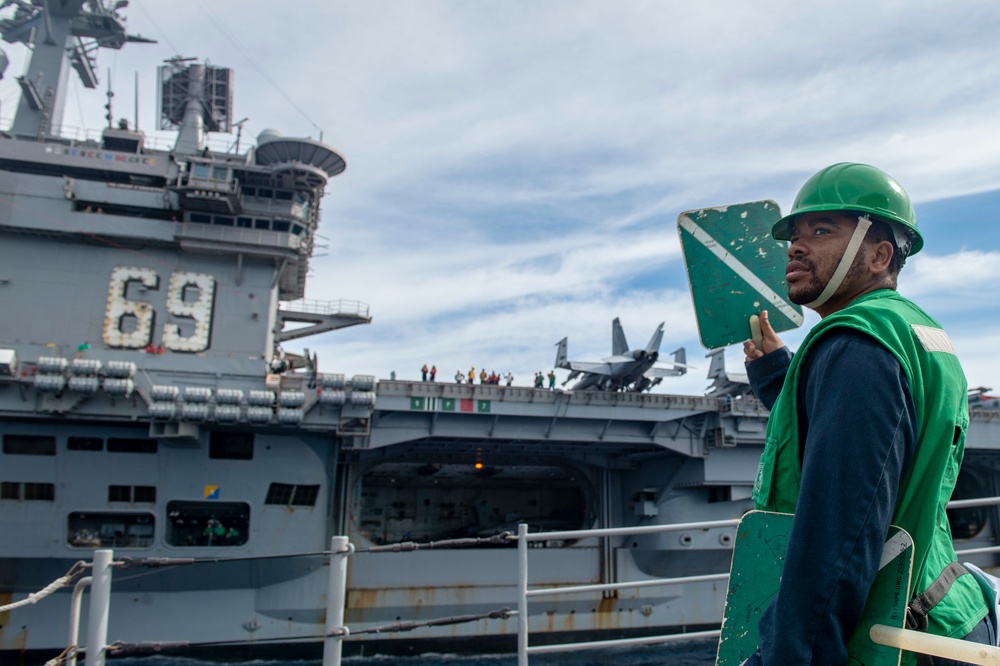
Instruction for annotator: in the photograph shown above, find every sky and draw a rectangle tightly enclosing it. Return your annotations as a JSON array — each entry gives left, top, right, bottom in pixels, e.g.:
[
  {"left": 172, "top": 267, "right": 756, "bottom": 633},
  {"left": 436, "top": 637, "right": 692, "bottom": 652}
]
[{"left": 3, "top": 0, "right": 999, "bottom": 396}]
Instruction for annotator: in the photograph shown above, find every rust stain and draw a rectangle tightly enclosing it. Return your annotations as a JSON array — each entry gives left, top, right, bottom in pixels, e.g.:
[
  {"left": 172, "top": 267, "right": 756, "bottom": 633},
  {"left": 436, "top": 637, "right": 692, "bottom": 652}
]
[
  {"left": 593, "top": 596, "right": 619, "bottom": 631},
  {"left": 562, "top": 609, "right": 576, "bottom": 633},
  {"left": 0, "top": 591, "right": 26, "bottom": 651},
  {"left": 347, "top": 588, "right": 380, "bottom": 610}
]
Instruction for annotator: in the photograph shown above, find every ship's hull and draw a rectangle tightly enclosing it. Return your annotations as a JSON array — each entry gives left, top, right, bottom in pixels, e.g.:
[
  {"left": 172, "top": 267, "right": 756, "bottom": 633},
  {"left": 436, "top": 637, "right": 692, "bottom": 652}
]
[{"left": 1, "top": 382, "right": 998, "bottom": 663}]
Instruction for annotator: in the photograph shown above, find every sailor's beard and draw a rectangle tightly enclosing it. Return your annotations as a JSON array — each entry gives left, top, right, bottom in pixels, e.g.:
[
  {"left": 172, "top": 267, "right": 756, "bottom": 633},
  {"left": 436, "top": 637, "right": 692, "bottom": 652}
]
[{"left": 787, "top": 250, "right": 868, "bottom": 306}]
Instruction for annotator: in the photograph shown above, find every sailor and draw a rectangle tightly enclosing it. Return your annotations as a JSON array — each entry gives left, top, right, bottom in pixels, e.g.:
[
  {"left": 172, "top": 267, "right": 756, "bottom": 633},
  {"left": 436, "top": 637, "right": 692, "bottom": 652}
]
[
  {"left": 203, "top": 516, "right": 226, "bottom": 545},
  {"left": 742, "top": 163, "right": 993, "bottom": 664}
]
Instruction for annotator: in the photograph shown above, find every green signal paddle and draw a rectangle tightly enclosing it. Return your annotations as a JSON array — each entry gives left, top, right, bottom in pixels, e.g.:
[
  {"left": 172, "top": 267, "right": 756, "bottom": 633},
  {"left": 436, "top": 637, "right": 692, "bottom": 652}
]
[{"left": 677, "top": 201, "right": 803, "bottom": 349}]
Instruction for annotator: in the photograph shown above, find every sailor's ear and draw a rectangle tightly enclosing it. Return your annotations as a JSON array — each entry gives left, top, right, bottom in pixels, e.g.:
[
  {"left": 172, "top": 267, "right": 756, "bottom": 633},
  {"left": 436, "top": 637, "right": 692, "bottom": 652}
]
[{"left": 869, "top": 239, "right": 894, "bottom": 274}]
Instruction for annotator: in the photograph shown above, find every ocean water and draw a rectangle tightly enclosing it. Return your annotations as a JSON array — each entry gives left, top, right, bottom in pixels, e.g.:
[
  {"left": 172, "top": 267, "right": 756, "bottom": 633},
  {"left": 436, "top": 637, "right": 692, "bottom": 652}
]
[{"left": 113, "top": 640, "right": 718, "bottom": 666}]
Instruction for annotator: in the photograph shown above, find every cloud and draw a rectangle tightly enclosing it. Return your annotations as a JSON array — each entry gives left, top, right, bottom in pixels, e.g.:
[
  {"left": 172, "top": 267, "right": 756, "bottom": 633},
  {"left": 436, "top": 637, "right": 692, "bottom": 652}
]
[{"left": 8, "top": 1, "right": 999, "bottom": 399}]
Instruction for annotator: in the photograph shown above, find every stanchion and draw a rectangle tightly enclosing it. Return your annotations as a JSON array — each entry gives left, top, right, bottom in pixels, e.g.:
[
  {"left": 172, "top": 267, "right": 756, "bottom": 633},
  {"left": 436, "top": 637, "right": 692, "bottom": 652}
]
[
  {"left": 323, "top": 537, "right": 350, "bottom": 666},
  {"left": 86, "top": 550, "right": 113, "bottom": 666}
]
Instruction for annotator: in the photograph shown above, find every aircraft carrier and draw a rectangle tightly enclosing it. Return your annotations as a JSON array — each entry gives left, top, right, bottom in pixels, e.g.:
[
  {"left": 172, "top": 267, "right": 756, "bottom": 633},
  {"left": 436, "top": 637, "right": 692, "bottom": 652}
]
[{"left": 0, "top": 2, "right": 998, "bottom": 663}]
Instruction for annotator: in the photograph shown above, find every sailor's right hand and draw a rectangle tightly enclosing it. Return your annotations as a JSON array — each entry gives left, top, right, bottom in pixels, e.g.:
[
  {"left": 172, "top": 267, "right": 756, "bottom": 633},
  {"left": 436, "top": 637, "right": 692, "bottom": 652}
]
[{"left": 743, "top": 310, "right": 785, "bottom": 362}]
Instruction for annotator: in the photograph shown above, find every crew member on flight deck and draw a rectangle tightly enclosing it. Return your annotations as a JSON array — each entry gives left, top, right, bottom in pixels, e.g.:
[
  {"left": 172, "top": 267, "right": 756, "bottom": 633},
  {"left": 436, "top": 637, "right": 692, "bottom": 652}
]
[{"left": 742, "top": 163, "right": 993, "bottom": 665}]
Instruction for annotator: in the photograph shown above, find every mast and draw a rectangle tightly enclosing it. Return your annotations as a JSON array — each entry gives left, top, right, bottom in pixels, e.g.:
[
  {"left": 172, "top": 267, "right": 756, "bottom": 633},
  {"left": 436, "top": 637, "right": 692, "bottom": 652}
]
[{"left": 0, "top": 0, "right": 154, "bottom": 138}]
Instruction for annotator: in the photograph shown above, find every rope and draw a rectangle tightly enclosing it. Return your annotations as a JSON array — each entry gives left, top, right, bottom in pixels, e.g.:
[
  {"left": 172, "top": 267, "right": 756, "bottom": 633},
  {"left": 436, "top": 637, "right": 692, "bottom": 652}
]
[
  {"left": 347, "top": 607, "right": 515, "bottom": 635},
  {"left": 0, "top": 561, "right": 87, "bottom": 613},
  {"left": 107, "top": 607, "right": 516, "bottom": 654},
  {"left": 42, "top": 645, "right": 79, "bottom": 666},
  {"left": 363, "top": 532, "right": 515, "bottom": 553}
]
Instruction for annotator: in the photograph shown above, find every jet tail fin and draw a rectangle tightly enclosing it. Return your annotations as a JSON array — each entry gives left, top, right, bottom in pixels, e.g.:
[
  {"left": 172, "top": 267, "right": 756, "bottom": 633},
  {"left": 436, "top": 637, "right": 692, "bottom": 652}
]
[
  {"left": 555, "top": 337, "right": 569, "bottom": 369},
  {"left": 646, "top": 322, "right": 665, "bottom": 353},
  {"left": 671, "top": 347, "right": 687, "bottom": 376},
  {"left": 611, "top": 317, "right": 629, "bottom": 356},
  {"left": 707, "top": 348, "right": 726, "bottom": 380}
]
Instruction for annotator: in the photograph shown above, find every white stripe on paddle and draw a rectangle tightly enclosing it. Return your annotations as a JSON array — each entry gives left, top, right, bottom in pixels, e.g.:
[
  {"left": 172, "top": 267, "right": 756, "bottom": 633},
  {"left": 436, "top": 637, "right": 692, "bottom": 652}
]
[{"left": 678, "top": 215, "right": 803, "bottom": 327}]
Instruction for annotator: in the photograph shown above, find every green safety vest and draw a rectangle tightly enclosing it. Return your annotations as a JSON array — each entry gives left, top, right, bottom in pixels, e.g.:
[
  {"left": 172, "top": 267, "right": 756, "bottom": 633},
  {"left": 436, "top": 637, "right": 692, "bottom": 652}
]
[{"left": 752, "top": 289, "right": 987, "bottom": 648}]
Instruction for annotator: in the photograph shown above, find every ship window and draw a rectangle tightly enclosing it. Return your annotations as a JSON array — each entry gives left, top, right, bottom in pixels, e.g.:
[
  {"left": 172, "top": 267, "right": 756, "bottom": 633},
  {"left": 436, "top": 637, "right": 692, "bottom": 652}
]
[
  {"left": 0, "top": 482, "right": 55, "bottom": 501},
  {"left": 264, "top": 483, "right": 319, "bottom": 507},
  {"left": 107, "top": 438, "right": 158, "bottom": 454},
  {"left": 212, "top": 216, "right": 234, "bottom": 226},
  {"left": 3, "top": 435, "right": 56, "bottom": 456},
  {"left": 275, "top": 190, "right": 292, "bottom": 200},
  {"left": 68, "top": 512, "right": 155, "bottom": 549},
  {"left": 237, "top": 217, "right": 252, "bottom": 228},
  {"left": 291, "top": 485, "right": 319, "bottom": 506},
  {"left": 190, "top": 213, "right": 211, "bottom": 224},
  {"left": 68, "top": 437, "right": 103, "bottom": 451},
  {"left": 258, "top": 188, "right": 274, "bottom": 198},
  {"left": 192, "top": 163, "right": 211, "bottom": 179},
  {"left": 273, "top": 220, "right": 290, "bottom": 232},
  {"left": 165, "top": 500, "right": 249, "bottom": 547},
  {"left": 109, "top": 485, "right": 157, "bottom": 503},
  {"left": 254, "top": 219, "right": 270, "bottom": 229},
  {"left": 212, "top": 166, "right": 228, "bottom": 180},
  {"left": 134, "top": 486, "right": 156, "bottom": 503},
  {"left": 291, "top": 224, "right": 304, "bottom": 236},
  {"left": 209, "top": 432, "right": 254, "bottom": 460},
  {"left": 265, "top": 483, "right": 294, "bottom": 505},
  {"left": 24, "top": 483, "right": 55, "bottom": 501},
  {"left": 243, "top": 186, "right": 256, "bottom": 196},
  {"left": 109, "top": 485, "right": 131, "bottom": 502}
]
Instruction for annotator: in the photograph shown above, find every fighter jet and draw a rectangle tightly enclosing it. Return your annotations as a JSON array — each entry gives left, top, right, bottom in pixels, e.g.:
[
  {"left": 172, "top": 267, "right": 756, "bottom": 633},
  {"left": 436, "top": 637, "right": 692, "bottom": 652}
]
[
  {"left": 554, "top": 317, "right": 688, "bottom": 392},
  {"left": 704, "top": 348, "right": 752, "bottom": 397}
]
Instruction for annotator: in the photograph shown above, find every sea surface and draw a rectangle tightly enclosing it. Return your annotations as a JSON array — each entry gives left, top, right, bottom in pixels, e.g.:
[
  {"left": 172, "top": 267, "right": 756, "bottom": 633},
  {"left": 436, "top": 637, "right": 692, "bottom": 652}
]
[{"left": 114, "top": 640, "right": 717, "bottom": 666}]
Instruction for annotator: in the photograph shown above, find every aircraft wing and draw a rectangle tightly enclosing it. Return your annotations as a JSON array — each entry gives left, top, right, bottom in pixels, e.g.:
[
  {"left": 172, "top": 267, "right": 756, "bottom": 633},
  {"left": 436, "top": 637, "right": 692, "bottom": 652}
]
[
  {"left": 644, "top": 366, "right": 686, "bottom": 378},
  {"left": 564, "top": 362, "right": 614, "bottom": 376},
  {"left": 652, "top": 360, "right": 694, "bottom": 369}
]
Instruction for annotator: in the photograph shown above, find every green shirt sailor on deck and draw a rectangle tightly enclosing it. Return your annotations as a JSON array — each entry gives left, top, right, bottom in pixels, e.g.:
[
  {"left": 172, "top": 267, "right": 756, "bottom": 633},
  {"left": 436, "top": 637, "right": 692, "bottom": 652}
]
[
  {"left": 753, "top": 289, "right": 987, "bottom": 647},
  {"left": 740, "top": 163, "right": 992, "bottom": 665}
]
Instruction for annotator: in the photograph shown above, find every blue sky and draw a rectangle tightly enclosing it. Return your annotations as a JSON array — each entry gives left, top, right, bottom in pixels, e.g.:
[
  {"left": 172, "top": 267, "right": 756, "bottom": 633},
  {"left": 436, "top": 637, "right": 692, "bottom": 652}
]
[{"left": 4, "top": 1, "right": 999, "bottom": 396}]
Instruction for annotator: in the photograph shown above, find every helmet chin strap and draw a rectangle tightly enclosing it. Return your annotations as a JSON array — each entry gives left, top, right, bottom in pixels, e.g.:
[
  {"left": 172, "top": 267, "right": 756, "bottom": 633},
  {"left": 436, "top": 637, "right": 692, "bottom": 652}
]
[{"left": 803, "top": 215, "right": 873, "bottom": 310}]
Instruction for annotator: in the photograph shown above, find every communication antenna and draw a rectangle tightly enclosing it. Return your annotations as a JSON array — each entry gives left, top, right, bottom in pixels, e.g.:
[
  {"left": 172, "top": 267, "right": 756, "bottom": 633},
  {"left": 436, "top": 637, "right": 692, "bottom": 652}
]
[
  {"left": 104, "top": 68, "right": 113, "bottom": 128},
  {"left": 133, "top": 71, "right": 139, "bottom": 130},
  {"left": 232, "top": 117, "right": 248, "bottom": 153}
]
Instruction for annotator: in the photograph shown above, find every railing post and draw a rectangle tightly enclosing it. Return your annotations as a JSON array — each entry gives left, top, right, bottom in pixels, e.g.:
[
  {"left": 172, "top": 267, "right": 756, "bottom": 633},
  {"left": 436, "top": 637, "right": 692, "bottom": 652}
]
[
  {"left": 86, "top": 549, "right": 113, "bottom": 666},
  {"left": 323, "top": 536, "right": 350, "bottom": 666},
  {"left": 517, "top": 522, "right": 529, "bottom": 666},
  {"left": 67, "top": 576, "right": 92, "bottom": 666}
]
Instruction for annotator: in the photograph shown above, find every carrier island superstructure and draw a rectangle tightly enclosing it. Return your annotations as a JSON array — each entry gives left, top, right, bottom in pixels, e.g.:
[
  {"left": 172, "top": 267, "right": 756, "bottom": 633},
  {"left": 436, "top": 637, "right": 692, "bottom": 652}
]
[{"left": 1, "top": 2, "right": 999, "bottom": 663}]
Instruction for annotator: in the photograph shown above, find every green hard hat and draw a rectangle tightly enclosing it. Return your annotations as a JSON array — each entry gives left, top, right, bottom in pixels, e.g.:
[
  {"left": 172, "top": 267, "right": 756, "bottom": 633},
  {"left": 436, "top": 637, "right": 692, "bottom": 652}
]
[{"left": 772, "top": 162, "right": 923, "bottom": 256}]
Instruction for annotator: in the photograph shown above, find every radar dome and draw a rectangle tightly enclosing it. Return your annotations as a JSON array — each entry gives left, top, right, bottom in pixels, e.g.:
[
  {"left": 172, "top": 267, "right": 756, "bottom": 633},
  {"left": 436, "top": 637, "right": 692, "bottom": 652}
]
[{"left": 257, "top": 128, "right": 284, "bottom": 145}]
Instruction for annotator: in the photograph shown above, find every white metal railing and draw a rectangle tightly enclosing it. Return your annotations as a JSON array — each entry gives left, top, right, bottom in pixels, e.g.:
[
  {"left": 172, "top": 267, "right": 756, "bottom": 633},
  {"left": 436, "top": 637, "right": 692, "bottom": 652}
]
[
  {"left": 20, "top": 496, "right": 1000, "bottom": 665},
  {"left": 515, "top": 496, "right": 1000, "bottom": 664},
  {"left": 280, "top": 299, "right": 370, "bottom": 319},
  {"left": 515, "top": 519, "right": 739, "bottom": 665}
]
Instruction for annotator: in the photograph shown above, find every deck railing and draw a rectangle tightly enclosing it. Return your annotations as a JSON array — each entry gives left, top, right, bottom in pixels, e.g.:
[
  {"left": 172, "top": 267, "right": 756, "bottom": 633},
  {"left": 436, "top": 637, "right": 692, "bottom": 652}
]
[{"left": 14, "top": 498, "right": 1000, "bottom": 666}]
